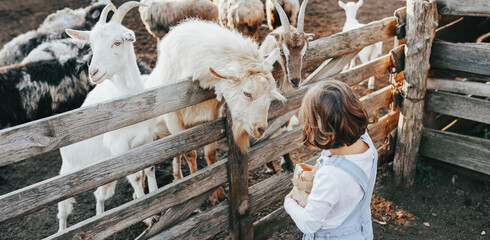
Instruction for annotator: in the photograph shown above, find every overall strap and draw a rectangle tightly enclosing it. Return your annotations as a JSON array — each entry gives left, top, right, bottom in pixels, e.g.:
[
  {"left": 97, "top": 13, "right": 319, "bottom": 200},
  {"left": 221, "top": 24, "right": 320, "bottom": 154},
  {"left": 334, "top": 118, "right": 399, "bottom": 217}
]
[
  {"left": 324, "top": 155, "right": 369, "bottom": 193},
  {"left": 323, "top": 146, "right": 375, "bottom": 224}
]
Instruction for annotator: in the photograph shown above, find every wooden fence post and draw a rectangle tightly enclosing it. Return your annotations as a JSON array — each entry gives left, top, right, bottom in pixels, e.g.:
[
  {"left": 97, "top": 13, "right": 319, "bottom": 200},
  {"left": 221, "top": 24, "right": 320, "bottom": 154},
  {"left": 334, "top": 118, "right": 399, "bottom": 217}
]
[
  {"left": 225, "top": 106, "right": 254, "bottom": 240},
  {"left": 394, "top": 0, "right": 438, "bottom": 187}
]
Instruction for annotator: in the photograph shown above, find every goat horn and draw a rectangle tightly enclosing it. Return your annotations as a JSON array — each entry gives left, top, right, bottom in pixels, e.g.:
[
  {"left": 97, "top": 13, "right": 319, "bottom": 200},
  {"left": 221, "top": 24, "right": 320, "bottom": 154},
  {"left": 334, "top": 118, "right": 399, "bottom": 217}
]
[
  {"left": 99, "top": 4, "right": 117, "bottom": 24},
  {"left": 111, "top": 1, "right": 145, "bottom": 24},
  {"left": 297, "top": 0, "right": 309, "bottom": 33},
  {"left": 271, "top": 0, "right": 291, "bottom": 32}
]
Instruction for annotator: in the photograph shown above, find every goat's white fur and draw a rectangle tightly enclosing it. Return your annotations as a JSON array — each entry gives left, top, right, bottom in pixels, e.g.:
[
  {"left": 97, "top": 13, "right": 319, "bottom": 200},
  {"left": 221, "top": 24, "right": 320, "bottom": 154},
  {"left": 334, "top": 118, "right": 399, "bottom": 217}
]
[
  {"left": 146, "top": 19, "right": 284, "bottom": 183},
  {"left": 215, "top": 0, "right": 265, "bottom": 38},
  {"left": 339, "top": 0, "right": 382, "bottom": 89},
  {"left": 57, "top": 2, "right": 157, "bottom": 232},
  {"left": 139, "top": 0, "right": 218, "bottom": 38}
]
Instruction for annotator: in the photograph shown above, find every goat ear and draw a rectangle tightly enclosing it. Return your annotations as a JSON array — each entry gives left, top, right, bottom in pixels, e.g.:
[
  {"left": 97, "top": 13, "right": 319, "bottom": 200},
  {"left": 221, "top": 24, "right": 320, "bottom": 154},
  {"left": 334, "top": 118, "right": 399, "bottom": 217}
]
[
  {"left": 270, "top": 32, "right": 281, "bottom": 42},
  {"left": 357, "top": 0, "right": 363, "bottom": 6},
  {"left": 338, "top": 1, "right": 345, "bottom": 8},
  {"left": 265, "top": 48, "right": 280, "bottom": 66},
  {"left": 209, "top": 67, "right": 230, "bottom": 79},
  {"left": 123, "top": 31, "right": 136, "bottom": 43},
  {"left": 66, "top": 29, "right": 90, "bottom": 41}
]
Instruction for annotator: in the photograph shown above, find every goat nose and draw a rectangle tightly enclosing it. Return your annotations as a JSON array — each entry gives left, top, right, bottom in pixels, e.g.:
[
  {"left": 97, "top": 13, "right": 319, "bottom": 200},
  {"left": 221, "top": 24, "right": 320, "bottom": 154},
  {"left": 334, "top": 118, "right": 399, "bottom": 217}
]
[
  {"left": 257, "top": 127, "right": 265, "bottom": 136},
  {"left": 90, "top": 69, "right": 99, "bottom": 78},
  {"left": 291, "top": 78, "right": 300, "bottom": 87}
]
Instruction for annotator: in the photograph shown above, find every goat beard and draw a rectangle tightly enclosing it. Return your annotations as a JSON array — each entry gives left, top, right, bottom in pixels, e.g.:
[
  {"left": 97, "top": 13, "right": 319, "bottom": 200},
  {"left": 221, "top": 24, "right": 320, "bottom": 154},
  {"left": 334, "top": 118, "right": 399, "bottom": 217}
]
[{"left": 233, "top": 124, "right": 251, "bottom": 154}]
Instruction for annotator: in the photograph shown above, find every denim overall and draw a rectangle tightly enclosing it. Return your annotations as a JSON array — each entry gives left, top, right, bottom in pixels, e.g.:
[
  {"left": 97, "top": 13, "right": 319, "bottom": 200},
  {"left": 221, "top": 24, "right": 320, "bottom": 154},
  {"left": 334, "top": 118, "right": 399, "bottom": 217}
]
[{"left": 303, "top": 132, "right": 378, "bottom": 240}]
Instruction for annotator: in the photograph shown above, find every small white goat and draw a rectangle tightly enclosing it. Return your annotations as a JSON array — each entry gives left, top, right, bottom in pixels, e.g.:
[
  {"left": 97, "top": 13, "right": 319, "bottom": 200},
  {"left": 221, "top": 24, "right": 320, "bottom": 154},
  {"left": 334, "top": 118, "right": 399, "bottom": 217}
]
[
  {"left": 57, "top": 2, "right": 157, "bottom": 232},
  {"left": 339, "top": 0, "right": 382, "bottom": 89},
  {"left": 139, "top": 0, "right": 218, "bottom": 38},
  {"left": 146, "top": 19, "right": 284, "bottom": 203},
  {"left": 215, "top": 0, "right": 265, "bottom": 38},
  {"left": 266, "top": 0, "right": 299, "bottom": 31}
]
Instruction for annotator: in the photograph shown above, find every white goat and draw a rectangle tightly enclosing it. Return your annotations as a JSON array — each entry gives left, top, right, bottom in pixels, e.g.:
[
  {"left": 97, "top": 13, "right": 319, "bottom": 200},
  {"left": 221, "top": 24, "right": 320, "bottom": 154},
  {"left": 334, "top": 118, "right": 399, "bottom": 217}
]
[
  {"left": 146, "top": 19, "right": 284, "bottom": 203},
  {"left": 260, "top": 0, "right": 310, "bottom": 173},
  {"left": 139, "top": 0, "right": 218, "bottom": 38},
  {"left": 57, "top": 2, "right": 157, "bottom": 232},
  {"left": 266, "top": 0, "right": 299, "bottom": 31},
  {"left": 339, "top": 0, "right": 382, "bottom": 89},
  {"left": 215, "top": 0, "right": 265, "bottom": 38}
]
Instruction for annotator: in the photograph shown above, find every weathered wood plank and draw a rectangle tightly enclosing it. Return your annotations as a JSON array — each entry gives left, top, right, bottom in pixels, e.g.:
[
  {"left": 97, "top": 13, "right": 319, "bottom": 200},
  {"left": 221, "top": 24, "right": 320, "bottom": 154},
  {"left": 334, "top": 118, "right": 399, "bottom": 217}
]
[
  {"left": 305, "top": 16, "right": 397, "bottom": 68},
  {"left": 251, "top": 156, "right": 317, "bottom": 240},
  {"left": 437, "top": 0, "right": 490, "bottom": 17},
  {"left": 150, "top": 202, "right": 230, "bottom": 240},
  {"left": 248, "top": 127, "right": 303, "bottom": 171},
  {"left": 311, "top": 45, "right": 404, "bottom": 87},
  {"left": 427, "top": 78, "right": 490, "bottom": 97},
  {"left": 430, "top": 41, "right": 490, "bottom": 76},
  {"left": 137, "top": 187, "right": 219, "bottom": 240},
  {"left": 224, "top": 107, "right": 253, "bottom": 240},
  {"left": 249, "top": 171, "right": 293, "bottom": 214},
  {"left": 394, "top": 0, "right": 438, "bottom": 187},
  {"left": 0, "top": 118, "right": 226, "bottom": 224},
  {"left": 360, "top": 85, "right": 393, "bottom": 118},
  {"left": 47, "top": 159, "right": 229, "bottom": 240},
  {"left": 425, "top": 91, "right": 490, "bottom": 125},
  {"left": 0, "top": 79, "right": 215, "bottom": 166},
  {"left": 253, "top": 207, "right": 292, "bottom": 240},
  {"left": 368, "top": 110, "right": 400, "bottom": 148},
  {"left": 420, "top": 128, "right": 490, "bottom": 175},
  {"left": 249, "top": 157, "right": 316, "bottom": 214}
]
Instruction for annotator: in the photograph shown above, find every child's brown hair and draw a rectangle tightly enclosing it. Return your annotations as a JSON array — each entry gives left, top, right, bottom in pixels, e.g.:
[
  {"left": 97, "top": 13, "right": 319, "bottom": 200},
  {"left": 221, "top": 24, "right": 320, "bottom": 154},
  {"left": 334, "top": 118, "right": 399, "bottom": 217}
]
[{"left": 298, "top": 80, "right": 369, "bottom": 150}]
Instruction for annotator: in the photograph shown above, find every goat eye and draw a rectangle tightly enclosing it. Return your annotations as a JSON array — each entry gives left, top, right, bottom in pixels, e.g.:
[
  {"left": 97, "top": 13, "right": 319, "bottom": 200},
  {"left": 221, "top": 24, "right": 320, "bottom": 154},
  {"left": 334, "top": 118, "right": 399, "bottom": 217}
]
[
  {"left": 112, "top": 41, "right": 122, "bottom": 47},
  {"left": 243, "top": 92, "right": 252, "bottom": 98}
]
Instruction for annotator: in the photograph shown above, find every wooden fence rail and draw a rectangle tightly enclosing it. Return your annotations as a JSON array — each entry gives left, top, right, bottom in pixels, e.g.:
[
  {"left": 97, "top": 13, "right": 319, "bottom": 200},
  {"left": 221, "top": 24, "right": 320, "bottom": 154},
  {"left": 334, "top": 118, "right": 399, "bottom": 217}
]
[
  {"left": 0, "top": 80, "right": 215, "bottom": 166},
  {"left": 430, "top": 41, "right": 490, "bottom": 77},
  {"left": 427, "top": 78, "right": 490, "bottom": 97},
  {"left": 420, "top": 128, "right": 490, "bottom": 175},
  {"left": 426, "top": 91, "right": 490, "bottom": 125},
  {"left": 436, "top": 0, "right": 490, "bottom": 16}
]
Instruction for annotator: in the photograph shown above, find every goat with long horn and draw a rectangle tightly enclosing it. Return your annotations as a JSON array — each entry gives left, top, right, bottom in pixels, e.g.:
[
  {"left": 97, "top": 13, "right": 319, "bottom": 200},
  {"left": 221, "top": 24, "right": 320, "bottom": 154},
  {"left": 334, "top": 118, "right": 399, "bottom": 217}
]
[
  {"left": 58, "top": 1, "right": 157, "bottom": 232},
  {"left": 259, "top": 0, "right": 312, "bottom": 173},
  {"left": 260, "top": 0, "right": 312, "bottom": 92}
]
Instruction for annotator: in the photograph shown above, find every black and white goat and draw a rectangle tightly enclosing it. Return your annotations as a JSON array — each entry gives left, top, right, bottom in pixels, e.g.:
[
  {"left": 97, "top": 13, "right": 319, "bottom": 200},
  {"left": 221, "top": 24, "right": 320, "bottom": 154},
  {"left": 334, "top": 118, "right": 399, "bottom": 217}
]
[
  {"left": 0, "top": 38, "right": 151, "bottom": 130},
  {"left": 0, "top": 2, "right": 110, "bottom": 67}
]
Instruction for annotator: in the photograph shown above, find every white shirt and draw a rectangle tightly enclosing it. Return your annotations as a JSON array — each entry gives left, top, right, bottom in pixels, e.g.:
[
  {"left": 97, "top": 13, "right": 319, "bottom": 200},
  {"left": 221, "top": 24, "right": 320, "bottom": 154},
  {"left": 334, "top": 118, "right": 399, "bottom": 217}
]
[{"left": 284, "top": 146, "right": 375, "bottom": 235}]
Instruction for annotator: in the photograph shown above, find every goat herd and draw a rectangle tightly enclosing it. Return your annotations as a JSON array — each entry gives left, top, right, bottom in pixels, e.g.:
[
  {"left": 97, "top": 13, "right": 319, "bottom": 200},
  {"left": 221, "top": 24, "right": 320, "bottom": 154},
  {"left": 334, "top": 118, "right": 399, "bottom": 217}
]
[{"left": 0, "top": 0, "right": 381, "bottom": 235}]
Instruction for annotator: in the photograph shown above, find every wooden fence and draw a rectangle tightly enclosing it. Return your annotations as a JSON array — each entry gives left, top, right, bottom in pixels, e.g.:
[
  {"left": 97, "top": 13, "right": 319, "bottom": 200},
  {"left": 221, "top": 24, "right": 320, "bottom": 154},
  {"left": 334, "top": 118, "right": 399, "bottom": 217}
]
[
  {"left": 394, "top": 0, "right": 490, "bottom": 186},
  {"left": 0, "top": 7, "right": 407, "bottom": 240}
]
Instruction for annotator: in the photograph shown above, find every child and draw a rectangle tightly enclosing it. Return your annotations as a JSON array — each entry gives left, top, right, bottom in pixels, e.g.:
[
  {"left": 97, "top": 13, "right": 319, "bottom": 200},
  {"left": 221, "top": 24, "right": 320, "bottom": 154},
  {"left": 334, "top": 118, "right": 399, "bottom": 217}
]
[{"left": 284, "top": 80, "right": 377, "bottom": 240}]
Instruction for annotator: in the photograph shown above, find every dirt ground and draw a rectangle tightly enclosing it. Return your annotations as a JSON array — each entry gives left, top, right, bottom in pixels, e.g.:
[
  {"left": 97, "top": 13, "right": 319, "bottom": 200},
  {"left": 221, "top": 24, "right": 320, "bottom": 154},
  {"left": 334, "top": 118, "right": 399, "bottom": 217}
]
[{"left": 1, "top": 0, "right": 489, "bottom": 239}]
